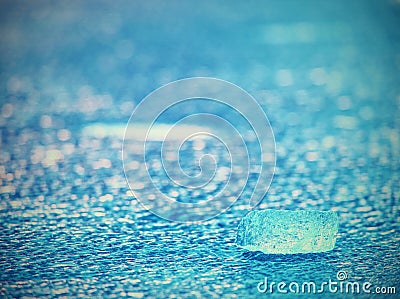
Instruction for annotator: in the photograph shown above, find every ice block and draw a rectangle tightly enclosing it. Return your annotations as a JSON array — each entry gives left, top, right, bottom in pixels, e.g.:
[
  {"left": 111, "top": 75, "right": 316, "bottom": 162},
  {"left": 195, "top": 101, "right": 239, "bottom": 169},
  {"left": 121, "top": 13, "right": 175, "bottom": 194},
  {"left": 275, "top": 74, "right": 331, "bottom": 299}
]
[{"left": 236, "top": 209, "right": 338, "bottom": 254}]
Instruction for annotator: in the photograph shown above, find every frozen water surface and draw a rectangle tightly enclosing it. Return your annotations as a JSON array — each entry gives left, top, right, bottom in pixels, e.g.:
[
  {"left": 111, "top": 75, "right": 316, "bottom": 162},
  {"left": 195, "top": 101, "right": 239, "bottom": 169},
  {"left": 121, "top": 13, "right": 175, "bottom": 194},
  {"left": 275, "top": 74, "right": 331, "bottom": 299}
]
[{"left": 1, "top": 0, "right": 399, "bottom": 298}]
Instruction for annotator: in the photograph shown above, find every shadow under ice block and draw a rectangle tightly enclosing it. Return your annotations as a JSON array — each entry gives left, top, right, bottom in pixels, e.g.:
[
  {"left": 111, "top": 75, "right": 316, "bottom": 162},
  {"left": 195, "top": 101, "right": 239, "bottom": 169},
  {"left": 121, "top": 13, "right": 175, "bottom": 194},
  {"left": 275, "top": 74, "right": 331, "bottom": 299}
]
[{"left": 236, "top": 210, "right": 339, "bottom": 254}]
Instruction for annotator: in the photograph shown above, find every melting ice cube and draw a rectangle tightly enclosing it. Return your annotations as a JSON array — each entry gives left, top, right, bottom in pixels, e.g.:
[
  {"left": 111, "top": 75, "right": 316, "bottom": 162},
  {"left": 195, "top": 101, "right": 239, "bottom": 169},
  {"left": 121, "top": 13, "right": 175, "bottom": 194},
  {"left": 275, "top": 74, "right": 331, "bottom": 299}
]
[{"left": 236, "top": 209, "right": 338, "bottom": 254}]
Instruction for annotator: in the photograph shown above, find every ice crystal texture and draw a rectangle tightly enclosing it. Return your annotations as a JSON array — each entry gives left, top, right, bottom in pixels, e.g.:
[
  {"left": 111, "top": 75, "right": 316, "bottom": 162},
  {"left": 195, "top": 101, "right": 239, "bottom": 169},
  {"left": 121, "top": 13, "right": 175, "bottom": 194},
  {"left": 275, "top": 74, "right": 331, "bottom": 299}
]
[{"left": 236, "top": 210, "right": 338, "bottom": 254}]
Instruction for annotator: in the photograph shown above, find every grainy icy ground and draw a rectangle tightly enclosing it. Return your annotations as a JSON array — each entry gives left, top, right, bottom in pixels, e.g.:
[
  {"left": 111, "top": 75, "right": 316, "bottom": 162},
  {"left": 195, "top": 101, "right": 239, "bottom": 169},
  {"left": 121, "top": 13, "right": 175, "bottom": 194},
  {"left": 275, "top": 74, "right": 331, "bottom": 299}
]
[{"left": 0, "top": 1, "right": 399, "bottom": 298}]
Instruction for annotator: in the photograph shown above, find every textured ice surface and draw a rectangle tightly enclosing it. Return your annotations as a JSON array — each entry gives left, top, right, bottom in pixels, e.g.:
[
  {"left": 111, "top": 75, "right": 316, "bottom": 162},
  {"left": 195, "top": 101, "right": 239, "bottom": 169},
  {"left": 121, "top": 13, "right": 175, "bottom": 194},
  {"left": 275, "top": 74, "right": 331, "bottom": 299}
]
[
  {"left": 1, "top": 1, "right": 400, "bottom": 297},
  {"left": 236, "top": 210, "right": 338, "bottom": 254}
]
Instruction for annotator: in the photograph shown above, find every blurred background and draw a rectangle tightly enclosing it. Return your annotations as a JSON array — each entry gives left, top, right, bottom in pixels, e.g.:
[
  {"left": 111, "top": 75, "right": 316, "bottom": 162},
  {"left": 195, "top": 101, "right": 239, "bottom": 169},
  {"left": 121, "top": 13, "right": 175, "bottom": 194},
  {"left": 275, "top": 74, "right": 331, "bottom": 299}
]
[{"left": 0, "top": 0, "right": 399, "bottom": 298}]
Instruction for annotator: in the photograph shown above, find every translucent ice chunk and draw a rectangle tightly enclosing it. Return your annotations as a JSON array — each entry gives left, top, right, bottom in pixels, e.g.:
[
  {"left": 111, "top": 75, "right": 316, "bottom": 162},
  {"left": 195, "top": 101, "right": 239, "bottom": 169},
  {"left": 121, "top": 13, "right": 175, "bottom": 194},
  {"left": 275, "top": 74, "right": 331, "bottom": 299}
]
[{"left": 236, "top": 210, "right": 338, "bottom": 254}]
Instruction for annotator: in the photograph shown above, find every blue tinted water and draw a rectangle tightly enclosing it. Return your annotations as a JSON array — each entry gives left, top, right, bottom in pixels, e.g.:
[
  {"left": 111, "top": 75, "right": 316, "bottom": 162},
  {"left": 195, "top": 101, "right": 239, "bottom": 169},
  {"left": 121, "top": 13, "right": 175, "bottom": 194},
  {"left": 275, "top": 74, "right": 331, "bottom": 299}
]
[{"left": 1, "top": 1, "right": 399, "bottom": 298}]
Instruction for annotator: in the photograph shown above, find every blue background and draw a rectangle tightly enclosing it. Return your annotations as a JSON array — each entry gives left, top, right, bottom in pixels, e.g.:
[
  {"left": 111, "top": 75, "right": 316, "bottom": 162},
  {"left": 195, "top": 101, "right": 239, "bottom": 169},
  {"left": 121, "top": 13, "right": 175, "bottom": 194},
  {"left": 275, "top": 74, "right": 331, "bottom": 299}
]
[{"left": 0, "top": 0, "right": 399, "bottom": 297}]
